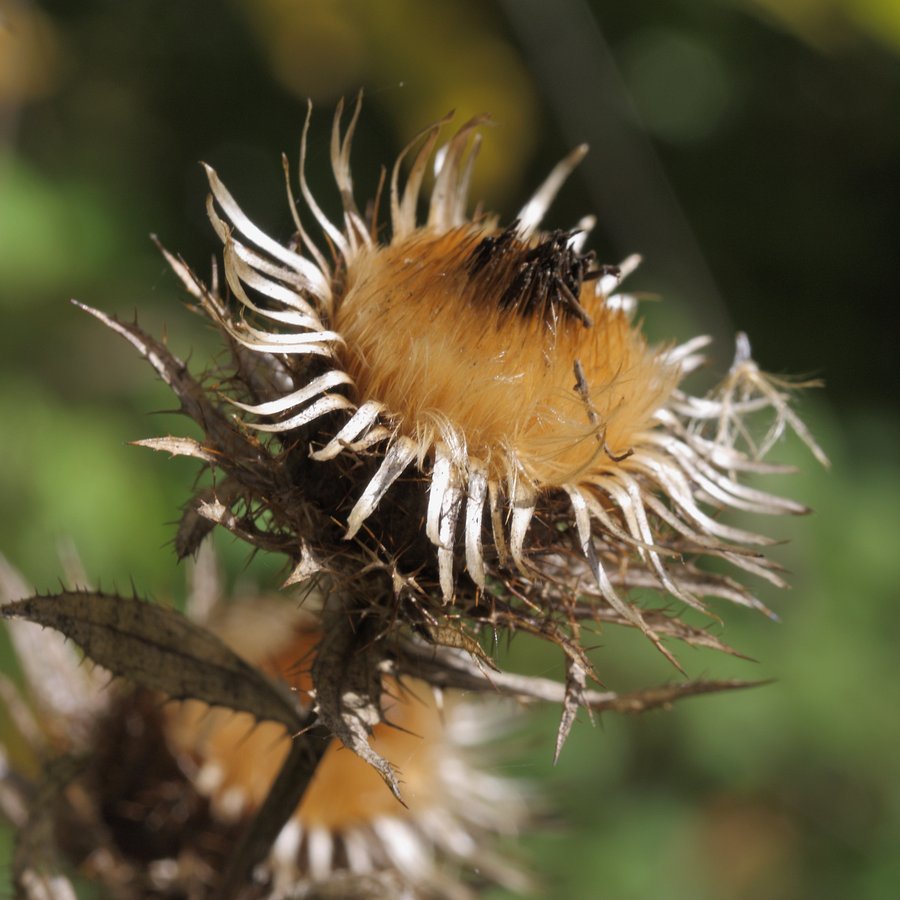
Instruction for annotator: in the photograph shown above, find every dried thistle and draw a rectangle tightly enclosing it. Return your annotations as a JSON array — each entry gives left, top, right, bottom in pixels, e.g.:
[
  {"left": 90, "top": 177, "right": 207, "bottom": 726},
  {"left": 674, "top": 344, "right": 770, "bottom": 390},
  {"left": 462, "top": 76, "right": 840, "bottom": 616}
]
[
  {"left": 1, "top": 99, "right": 825, "bottom": 898},
  {"left": 0, "top": 552, "right": 528, "bottom": 899},
  {"left": 143, "top": 97, "right": 824, "bottom": 677}
]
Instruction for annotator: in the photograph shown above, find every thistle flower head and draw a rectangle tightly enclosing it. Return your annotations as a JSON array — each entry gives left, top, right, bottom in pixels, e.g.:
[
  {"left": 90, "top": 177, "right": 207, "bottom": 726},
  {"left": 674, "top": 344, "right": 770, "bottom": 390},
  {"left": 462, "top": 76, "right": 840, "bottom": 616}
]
[{"left": 184, "top": 97, "right": 823, "bottom": 656}]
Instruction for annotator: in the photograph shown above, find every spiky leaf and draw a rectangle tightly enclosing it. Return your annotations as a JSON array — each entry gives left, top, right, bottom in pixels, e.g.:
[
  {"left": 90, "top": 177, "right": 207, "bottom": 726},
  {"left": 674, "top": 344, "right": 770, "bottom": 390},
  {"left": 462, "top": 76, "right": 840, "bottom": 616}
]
[{"left": 2, "top": 592, "right": 302, "bottom": 729}]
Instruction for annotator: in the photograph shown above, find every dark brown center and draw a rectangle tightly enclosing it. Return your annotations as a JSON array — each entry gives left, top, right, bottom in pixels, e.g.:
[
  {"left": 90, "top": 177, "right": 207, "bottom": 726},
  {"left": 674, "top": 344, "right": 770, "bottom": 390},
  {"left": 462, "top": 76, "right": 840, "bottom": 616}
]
[{"left": 465, "top": 221, "right": 615, "bottom": 327}]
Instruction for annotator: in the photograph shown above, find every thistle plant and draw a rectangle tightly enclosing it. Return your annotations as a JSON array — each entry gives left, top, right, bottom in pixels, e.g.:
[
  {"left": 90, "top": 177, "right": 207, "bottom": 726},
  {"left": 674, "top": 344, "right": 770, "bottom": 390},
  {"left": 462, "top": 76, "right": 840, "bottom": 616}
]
[{"left": 0, "top": 100, "right": 825, "bottom": 899}]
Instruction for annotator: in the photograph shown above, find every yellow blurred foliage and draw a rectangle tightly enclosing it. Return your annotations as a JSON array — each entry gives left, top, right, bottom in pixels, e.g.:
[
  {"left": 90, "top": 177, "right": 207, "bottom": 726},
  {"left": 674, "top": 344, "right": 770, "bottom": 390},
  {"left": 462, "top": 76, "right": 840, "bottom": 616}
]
[
  {"left": 0, "top": 1, "right": 62, "bottom": 107},
  {"left": 850, "top": 0, "right": 900, "bottom": 49},
  {"left": 234, "top": 0, "right": 539, "bottom": 206},
  {"left": 742, "top": 0, "right": 900, "bottom": 51},
  {"left": 235, "top": 0, "right": 367, "bottom": 100}
]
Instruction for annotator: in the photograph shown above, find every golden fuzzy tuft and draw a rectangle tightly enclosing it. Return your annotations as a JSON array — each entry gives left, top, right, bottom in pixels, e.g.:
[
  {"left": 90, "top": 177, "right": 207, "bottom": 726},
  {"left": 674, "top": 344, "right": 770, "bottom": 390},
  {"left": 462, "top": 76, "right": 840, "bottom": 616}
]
[{"left": 337, "top": 224, "right": 678, "bottom": 486}]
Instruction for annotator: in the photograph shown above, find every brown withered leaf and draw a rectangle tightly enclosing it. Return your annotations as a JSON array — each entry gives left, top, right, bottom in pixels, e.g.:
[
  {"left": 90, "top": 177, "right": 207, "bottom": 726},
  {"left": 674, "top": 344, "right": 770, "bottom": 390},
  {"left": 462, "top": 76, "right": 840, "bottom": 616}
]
[
  {"left": 591, "top": 679, "right": 773, "bottom": 714},
  {"left": 425, "top": 622, "right": 499, "bottom": 672},
  {"left": 395, "top": 640, "right": 768, "bottom": 715},
  {"left": 312, "top": 605, "right": 403, "bottom": 804},
  {"left": 1, "top": 592, "right": 302, "bottom": 730},
  {"left": 579, "top": 603, "right": 752, "bottom": 660}
]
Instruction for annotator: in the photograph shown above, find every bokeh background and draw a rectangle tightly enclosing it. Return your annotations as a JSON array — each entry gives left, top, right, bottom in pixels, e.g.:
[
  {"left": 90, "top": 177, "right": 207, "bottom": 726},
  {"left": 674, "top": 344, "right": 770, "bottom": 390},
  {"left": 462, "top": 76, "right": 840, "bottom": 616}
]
[{"left": 1, "top": 1, "right": 899, "bottom": 898}]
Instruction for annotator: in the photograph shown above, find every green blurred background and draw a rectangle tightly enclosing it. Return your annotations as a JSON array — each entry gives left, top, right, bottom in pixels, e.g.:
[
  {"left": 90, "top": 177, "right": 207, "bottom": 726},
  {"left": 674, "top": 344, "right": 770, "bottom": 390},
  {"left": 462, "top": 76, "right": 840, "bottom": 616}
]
[{"left": 1, "top": 1, "right": 898, "bottom": 897}]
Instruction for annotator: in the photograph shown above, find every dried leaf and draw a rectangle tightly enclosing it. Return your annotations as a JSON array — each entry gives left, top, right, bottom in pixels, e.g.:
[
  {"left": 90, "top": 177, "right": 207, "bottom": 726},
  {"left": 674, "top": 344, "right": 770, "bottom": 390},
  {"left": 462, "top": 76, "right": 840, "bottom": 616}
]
[
  {"left": 581, "top": 603, "right": 752, "bottom": 660},
  {"left": 175, "top": 483, "right": 241, "bottom": 560},
  {"left": 426, "top": 623, "right": 499, "bottom": 672},
  {"left": 555, "top": 657, "right": 588, "bottom": 764},
  {"left": 73, "top": 302, "right": 279, "bottom": 502},
  {"left": 197, "top": 499, "right": 291, "bottom": 555},
  {"left": 395, "top": 640, "right": 768, "bottom": 714},
  {"left": 198, "top": 498, "right": 231, "bottom": 524},
  {"left": 282, "top": 541, "right": 323, "bottom": 587},
  {"left": 131, "top": 435, "right": 219, "bottom": 463},
  {"left": 312, "top": 606, "right": 403, "bottom": 803},
  {"left": 591, "top": 679, "right": 772, "bottom": 715},
  {"left": 2, "top": 592, "right": 302, "bottom": 730}
]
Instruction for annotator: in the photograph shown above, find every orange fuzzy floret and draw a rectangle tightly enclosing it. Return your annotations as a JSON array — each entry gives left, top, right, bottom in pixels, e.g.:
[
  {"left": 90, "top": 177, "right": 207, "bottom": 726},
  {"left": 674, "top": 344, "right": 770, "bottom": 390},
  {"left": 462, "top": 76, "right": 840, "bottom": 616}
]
[{"left": 336, "top": 225, "right": 677, "bottom": 486}]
